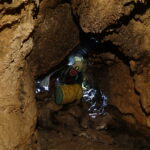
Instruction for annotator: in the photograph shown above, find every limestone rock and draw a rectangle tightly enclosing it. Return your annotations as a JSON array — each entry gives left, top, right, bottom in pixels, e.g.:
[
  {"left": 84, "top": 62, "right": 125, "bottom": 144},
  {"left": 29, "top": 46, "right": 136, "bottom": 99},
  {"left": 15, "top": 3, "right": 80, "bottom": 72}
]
[
  {"left": 39, "top": 0, "right": 62, "bottom": 10},
  {"left": 28, "top": 3, "right": 79, "bottom": 77},
  {"left": 102, "top": 7, "right": 150, "bottom": 128},
  {"left": 104, "top": 8, "right": 150, "bottom": 59},
  {"left": 100, "top": 52, "right": 116, "bottom": 61},
  {"left": 71, "top": 0, "right": 150, "bottom": 131},
  {"left": 86, "top": 59, "right": 148, "bottom": 127},
  {"left": 46, "top": 100, "right": 63, "bottom": 112},
  {"left": 38, "top": 107, "right": 52, "bottom": 128},
  {"left": 71, "top": 0, "right": 134, "bottom": 33},
  {"left": 54, "top": 111, "right": 80, "bottom": 129},
  {"left": 0, "top": 1, "right": 37, "bottom": 150},
  {"left": 106, "top": 62, "right": 148, "bottom": 127},
  {"left": 68, "top": 105, "right": 83, "bottom": 118},
  {"left": 134, "top": 66, "right": 150, "bottom": 115},
  {"left": 80, "top": 115, "right": 90, "bottom": 129},
  {"left": 79, "top": 129, "right": 114, "bottom": 144},
  {"left": 129, "top": 60, "right": 138, "bottom": 72}
]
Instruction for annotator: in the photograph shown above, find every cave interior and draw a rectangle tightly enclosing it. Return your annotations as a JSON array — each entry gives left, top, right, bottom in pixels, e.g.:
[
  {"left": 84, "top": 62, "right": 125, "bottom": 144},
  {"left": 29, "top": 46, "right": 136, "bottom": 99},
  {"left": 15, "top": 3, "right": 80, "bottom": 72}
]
[{"left": 0, "top": 0, "right": 150, "bottom": 150}]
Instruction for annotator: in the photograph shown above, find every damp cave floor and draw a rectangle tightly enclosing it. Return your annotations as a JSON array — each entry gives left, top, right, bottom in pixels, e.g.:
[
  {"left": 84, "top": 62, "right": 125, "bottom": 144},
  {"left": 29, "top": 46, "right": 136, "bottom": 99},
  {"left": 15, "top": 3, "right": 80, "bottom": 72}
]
[
  {"left": 33, "top": 129, "right": 126, "bottom": 150},
  {"left": 31, "top": 98, "right": 150, "bottom": 150},
  {"left": 31, "top": 126, "right": 150, "bottom": 150}
]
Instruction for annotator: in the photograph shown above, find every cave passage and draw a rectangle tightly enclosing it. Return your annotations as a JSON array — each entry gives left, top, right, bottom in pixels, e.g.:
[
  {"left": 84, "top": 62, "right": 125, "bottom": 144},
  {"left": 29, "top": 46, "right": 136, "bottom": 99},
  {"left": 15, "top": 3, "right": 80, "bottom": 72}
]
[
  {"left": 35, "top": 33, "right": 108, "bottom": 118},
  {"left": 34, "top": 33, "right": 150, "bottom": 150},
  {"left": 0, "top": 0, "right": 150, "bottom": 150}
]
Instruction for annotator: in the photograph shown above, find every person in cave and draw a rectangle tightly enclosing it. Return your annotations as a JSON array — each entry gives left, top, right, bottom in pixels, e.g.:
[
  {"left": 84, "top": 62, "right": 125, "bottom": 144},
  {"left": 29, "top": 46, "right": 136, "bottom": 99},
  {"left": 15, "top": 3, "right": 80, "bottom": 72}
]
[
  {"left": 54, "top": 35, "right": 100, "bottom": 105},
  {"left": 54, "top": 55, "right": 86, "bottom": 105}
]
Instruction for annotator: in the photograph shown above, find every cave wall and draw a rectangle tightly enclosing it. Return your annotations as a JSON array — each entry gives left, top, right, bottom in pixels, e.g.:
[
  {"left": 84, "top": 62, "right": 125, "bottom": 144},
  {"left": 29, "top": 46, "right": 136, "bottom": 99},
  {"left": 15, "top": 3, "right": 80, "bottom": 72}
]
[
  {"left": 0, "top": 0, "right": 149, "bottom": 149},
  {"left": 71, "top": 0, "right": 135, "bottom": 33},
  {"left": 0, "top": 0, "right": 79, "bottom": 149},
  {"left": 71, "top": 0, "right": 150, "bottom": 130},
  {"left": 0, "top": 1, "right": 37, "bottom": 149},
  {"left": 104, "top": 7, "right": 150, "bottom": 118},
  {"left": 103, "top": 3, "right": 150, "bottom": 128},
  {"left": 90, "top": 58, "right": 147, "bottom": 127},
  {"left": 28, "top": 0, "right": 79, "bottom": 77}
]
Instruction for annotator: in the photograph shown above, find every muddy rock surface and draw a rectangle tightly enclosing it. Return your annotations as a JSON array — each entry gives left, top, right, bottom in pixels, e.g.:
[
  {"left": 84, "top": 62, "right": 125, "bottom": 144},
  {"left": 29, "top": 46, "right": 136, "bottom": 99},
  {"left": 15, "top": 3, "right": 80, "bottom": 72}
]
[
  {"left": 71, "top": 0, "right": 150, "bottom": 130},
  {"left": 86, "top": 51, "right": 150, "bottom": 129},
  {"left": 0, "top": 1, "right": 37, "bottom": 150},
  {"left": 28, "top": 2, "right": 79, "bottom": 77},
  {"left": 71, "top": 0, "right": 135, "bottom": 33}
]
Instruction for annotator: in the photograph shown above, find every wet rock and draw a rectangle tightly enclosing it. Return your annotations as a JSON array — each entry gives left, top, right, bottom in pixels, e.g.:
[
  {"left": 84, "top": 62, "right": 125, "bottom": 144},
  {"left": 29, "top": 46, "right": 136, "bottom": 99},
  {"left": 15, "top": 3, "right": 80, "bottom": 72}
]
[
  {"left": 90, "top": 113, "right": 113, "bottom": 130},
  {"left": 96, "top": 124, "right": 107, "bottom": 130}
]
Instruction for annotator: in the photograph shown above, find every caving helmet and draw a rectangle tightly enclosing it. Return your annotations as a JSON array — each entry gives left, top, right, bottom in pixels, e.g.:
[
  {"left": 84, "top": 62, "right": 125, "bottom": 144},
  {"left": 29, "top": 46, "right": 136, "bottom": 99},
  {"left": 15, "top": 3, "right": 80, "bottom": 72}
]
[{"left": 68, "top": 35, "right": 99, "bottom": 73}]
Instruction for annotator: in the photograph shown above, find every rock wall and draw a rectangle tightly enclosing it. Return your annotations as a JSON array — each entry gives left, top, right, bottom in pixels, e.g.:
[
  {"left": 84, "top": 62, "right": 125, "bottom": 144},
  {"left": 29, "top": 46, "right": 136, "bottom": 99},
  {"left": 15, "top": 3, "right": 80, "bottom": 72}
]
[
  {"left": 0, "top": 1, "right": 37, "bottom": 149},
  {"left": 0, "top": 0, "right": 149, "bottom": 149},
  {"left": 71, "top": 0, "right": 135, "bottom": 33},
  {"left": 28, "top": 1, "right": 79, "bottom": 77},
  {"left": 71, "top": 0, "right": 150, "bottom": 130},
  {"left": 103, "top": 3, "right": 150, "bottom": 128},
  {"left": 0, "top": 0, "right": 79, "bottom": 149}
]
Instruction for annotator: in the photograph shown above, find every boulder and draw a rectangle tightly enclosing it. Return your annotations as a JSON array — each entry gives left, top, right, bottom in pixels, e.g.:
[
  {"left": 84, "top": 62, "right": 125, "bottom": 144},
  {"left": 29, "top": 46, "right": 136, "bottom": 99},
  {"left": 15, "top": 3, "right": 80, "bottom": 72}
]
[{"left": 28, "top": 3, "right": 79, "bottom": 77}]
